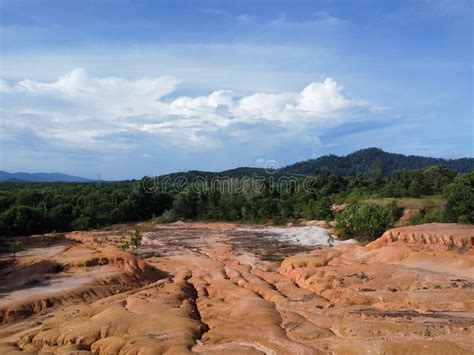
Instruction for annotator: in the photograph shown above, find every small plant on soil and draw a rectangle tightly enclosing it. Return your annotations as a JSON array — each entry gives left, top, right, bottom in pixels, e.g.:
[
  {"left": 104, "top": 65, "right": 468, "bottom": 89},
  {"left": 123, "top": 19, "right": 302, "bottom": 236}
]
[
  {"left": 48, "top": 263, "right": 65, "bottom": 273},
  {"left": 41, "top": 235, "right": 50, "bottom": 248},
  {"left": 327, "top": 235, "right": 335, "bottom": 248},
  {"left": 10, "top": 240, "right": 23, "bottom": 262},
  {"left": 130, "top": 229, "right": 142, "bottom": 254},
  {"left": 156, "top": 210, "right": 176, "bottom": 223},
  {"left": 120, "top": 240, "right": 130, "bottom": 251}
]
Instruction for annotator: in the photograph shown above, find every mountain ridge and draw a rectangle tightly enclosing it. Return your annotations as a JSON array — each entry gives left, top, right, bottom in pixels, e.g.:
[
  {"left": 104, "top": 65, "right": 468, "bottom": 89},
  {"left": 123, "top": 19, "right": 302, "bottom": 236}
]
[
  {"left": 0, "top": 171, "right": 93, "bottom": 183},
  {"left": 1, "top": 148, "right": 473, "bottom": 182},
  {"left": 280, "top": 148, "right": 474, "bottom": 176}
]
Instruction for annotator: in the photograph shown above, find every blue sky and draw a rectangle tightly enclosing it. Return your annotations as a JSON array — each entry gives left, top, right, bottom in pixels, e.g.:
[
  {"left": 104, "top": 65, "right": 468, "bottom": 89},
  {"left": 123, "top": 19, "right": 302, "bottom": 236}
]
[{"left": 0, "top": 0, "right": 472, "bottom": 179}]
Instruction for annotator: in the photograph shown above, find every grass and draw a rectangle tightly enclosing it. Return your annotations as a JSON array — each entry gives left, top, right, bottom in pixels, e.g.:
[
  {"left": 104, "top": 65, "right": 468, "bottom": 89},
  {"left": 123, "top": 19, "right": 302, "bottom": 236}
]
[{"left": 360, "top": 195, "right": 446, "bottom": 211}]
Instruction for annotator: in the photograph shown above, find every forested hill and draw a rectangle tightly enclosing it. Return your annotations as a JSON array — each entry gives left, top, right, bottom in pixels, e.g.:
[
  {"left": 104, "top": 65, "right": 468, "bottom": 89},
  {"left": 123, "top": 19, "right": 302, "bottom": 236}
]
[
  {"left": 0, "top": 171, "right": 92, "bottom": 183},
  {"left": 280, "top": 148, "right": 474, "bottom": 176},
  {"left": 2, "top": 148, "right": 473, "bottom": 183}
]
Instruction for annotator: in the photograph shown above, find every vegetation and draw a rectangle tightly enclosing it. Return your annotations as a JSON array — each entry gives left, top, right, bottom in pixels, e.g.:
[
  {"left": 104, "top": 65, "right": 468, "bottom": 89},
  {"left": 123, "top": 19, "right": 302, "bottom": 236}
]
[
  {"left": 281, "top": 148, "right": 474, "bottom": 176},
  {"left": 335, "top": 204, "right": 392, "bottom": 242},
  {"left": 444, "top": 172, "right": 474, "bottom": 223},
  {"left": 9, "top": 240, "right": 23, "bottom": 261},
  {"left": 130, "top": 229, "right": 142, "bottom": 253},
  {"left": 0, "top": 164, "right": 472, "bottom": 243}
]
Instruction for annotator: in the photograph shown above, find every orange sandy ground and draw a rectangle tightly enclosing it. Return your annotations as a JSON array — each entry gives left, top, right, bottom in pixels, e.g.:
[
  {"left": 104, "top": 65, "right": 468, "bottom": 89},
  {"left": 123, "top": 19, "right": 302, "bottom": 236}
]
[{"left": 0, "top": 222, "right": 473, "bottom": 354}]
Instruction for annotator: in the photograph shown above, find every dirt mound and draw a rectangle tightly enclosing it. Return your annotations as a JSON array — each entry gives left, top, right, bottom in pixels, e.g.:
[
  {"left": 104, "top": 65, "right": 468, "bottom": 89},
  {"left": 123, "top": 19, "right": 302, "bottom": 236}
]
[
  {"left": 279, "top": 223, "right": 474, "bottom": 313},
  {"left": 368, "top": 223, "right": 474, "bottom": 249},
  {"left": 0, "top": 240, "right": 162, "bottom": 325}
]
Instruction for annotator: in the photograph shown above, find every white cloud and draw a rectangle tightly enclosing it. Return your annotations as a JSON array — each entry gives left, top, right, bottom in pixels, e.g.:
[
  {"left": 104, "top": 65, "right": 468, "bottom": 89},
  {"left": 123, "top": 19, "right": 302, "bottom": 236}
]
[
  {"left": 268, "top": 12, "right": 344, "bottom": 28},
  {"left": 1, "top": 69, "right": 373, "bottom": 151},
  {"left": 172, "top": 90, "right": 234, "bottom": 110},
  {"left": 236, "top": 92, "right": 296, "bottom": 121},
  {"left": 295, "top": 78, "right": 352, "bottom": 113},
  {"left": 2, "top": 68, "right": 179, "bottom": 118}
]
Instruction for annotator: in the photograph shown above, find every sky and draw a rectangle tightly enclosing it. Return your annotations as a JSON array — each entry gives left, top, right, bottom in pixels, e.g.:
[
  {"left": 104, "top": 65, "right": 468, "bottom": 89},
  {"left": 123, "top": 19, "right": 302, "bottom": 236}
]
[{"left": 0, "top": 0, "right": 472, "bottom": 180}]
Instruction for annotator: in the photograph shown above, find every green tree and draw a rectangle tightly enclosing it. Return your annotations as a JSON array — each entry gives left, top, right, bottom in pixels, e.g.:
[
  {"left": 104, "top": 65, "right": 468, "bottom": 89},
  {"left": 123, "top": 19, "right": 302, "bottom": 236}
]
[
  {"left": 48, "top": 203, "right": 74, "bottom": 231},
  {"left": 71, "top": 215, "right": 92, "bottom": 230},
  {"left": 408, "top": 179, "right": 422, "bottom": 198},
  {"left": 314, "top": 196, "right": 333, "bottom": 220},
  {"left": 335, "top": 203, "right": 392, "bottom": 242},
  {"left": 444, "top": 171, "right": 474, "bottom": 223},
  {"left": 0, "top": 206, "right": 45, "bottom": 236}
]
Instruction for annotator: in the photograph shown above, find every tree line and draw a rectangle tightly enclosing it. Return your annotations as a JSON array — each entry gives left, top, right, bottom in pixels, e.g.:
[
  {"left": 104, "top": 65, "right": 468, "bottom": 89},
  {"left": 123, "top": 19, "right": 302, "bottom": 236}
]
[{"left": 0, "top": 165, "right": 472, "bottom": 238}]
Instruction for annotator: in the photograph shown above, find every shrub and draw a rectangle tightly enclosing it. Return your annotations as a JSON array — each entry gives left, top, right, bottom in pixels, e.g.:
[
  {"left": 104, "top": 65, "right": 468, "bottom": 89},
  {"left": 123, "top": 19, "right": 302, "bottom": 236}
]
[
  {"left": 120, "top": 240, "right": 130, "bottom": 251},
  {"left": 314, "top": 197, "right": 333, "bottom": 220},
  {"left": 444, "top": 172, "right": 474, "bottom": 223},
  {"left": 130, "top": 229, "right": 142, "bottom": 253},
  {"left": 409, "top": 212, "right": 443, "bottom": 225},
  {"left": 71, "top": 216, "right": 92, "bottom": 230},
  {"left": 10, "top": 240, "right": 23, "bottom": 260},
  {"left": 335, "top": 203, "right": 392, "bottom": 242},
  {"left": 334, "top": 205, "right": 358, "bottom": 240},
  {"left": 154, "top": 209, "right": 175, "bottom": 223},
  {"left": 386, "top": 200, "right": 404, "bottom": 223}
]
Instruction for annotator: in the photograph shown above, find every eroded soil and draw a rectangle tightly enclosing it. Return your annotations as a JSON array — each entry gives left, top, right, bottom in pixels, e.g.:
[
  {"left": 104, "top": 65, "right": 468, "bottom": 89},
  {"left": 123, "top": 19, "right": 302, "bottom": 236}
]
[{"left": 0, "top": 222, "right": 473, "bottom": 354}]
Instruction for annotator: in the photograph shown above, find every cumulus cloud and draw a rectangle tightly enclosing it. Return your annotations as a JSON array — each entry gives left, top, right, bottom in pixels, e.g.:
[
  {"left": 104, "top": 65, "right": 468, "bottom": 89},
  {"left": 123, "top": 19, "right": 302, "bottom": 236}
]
[
  {"left": 1, "top": 68, "right": 179, "bottom": 118},
  {"left": 295, "top": 78, "right": 352, "bottom": 112},
  {"left": 1, "top": 68, "right": 373, "bottom": 151}
]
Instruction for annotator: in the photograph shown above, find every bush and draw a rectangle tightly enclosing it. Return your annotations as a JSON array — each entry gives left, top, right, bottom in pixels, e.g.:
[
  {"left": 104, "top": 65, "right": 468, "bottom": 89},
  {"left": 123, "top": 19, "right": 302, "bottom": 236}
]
[
  {"left": 314, "top": 197, "right": 333, "bottom": 220},
  {"left": 71, "top": 216, "right": 92, "bottom": 230},
  {"left": 130, "top": 229, "right": 142, "bottom": 253},
  {"left": 386, "top": 200, "right": 404, "bottom": 223},
  {"left": 335, "top": 203, "right": 392, "bottom": 242},
  {"left": 444, "top": 172, "right": 474, "bottom": 223},
  {"left": 409, "top": 211, "right": 444, "bottom": 225},
  {"left": 155, "top": 209, "right": 176, "bottom": 223}
]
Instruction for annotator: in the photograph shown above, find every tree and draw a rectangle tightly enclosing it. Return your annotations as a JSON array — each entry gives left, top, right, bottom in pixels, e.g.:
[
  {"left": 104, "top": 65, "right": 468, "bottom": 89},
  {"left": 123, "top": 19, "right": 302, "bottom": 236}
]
[
  {"left": 173, "top": 190, "right": 200, "bottom": 219},
  {"left": 48, "top": 203, "right": 74, "bottom": 231},
  {"left": 314, "top": 197, "right": 333, "bottom": 220},
  {"left": 422, "top": 166, "right": 457, "bottom": 195},
  {"left": 71, "top": 215, "right": 92, "bottom": 230},
  {"left": 444, "top": 171, "right": 474, "bottom": 223},
  {"left": 15, "top": 189, "right": 41, "bottom": 207},
  {"left": 408, "top": 179, "right": 422, "bottom": 198},
  {"left": 0, "top": 206, "right": 45, "bottom": 236}
]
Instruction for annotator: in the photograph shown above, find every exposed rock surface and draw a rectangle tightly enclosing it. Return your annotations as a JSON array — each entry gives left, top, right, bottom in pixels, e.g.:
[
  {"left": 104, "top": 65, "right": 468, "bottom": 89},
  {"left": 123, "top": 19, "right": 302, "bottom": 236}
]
[
  {"left": 0, "top": 223, "right": 473, "bottom": 354},
  {"left": 368, "top": 223, "right": 474, "bottom": 249},
  {"left": 395, "top": 208, "right": 421, "bottom": 227}
]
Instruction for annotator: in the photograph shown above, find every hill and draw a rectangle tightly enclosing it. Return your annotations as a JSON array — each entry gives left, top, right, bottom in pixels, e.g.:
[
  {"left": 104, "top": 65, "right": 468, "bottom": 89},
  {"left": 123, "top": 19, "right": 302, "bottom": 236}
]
[
  {"left": 0, "top": 171, "right": 92, "bottom": 183},
  {"left": 1, "top": 148, "right": 473, "bottom": 183},
  {"left": 280, "top": 148, "right": 474, "bottom": 176}
]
